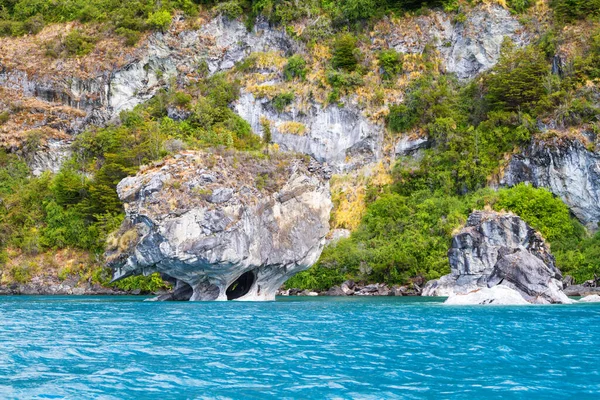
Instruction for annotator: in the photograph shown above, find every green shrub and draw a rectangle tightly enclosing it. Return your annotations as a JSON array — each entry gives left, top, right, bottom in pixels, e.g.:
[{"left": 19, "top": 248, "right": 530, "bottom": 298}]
[
  {"left": 340, "top": 0, "right": 376, "bottom": 22},
  {"left": 283, "top": 55, "right": 307, "bottom": 81},
  {"left": 0, "top": 20, "right": 14, "bottom": 36},
  {"left": 260, "top": 118, "right": 272, "bottom": 145},
  {"left": 507, "top": 0, "right": 531, "bottom": 13},
  {"left": 485, "top": 43, "right": 549, "bottom": 114},
  {"left": 272, "top": 92, "right": 295, "bottom": 113},
  {"left": 0, "top": 111, "right": 9, "bottom": 125},
  {"left": 378, "top": 49, "right": 403, "bottom": 81},
  {"left": 11, "top": 263, "right": 37, "bottom": 284},
  {"left": 214, "top": 0, "right": 244, "bottom": 19},
  {"left": 112, "top": 272, "right": 171, "bottom": 293},
  {"left": 173, "top": 91, "right": 192, "bottom": 108},
  {"left": 387, "top": 74, "right": 461, "bottom": 134},
  {"left": 146, "top": 10, "right": 172, "bottom": 32},
  {"left": 23, "top": 15, "right": 45, "bottom": 34},
  {"left": 64, "top": 29, "right": 95, "bottom": 56},
  {"left": 387, "top": 104, "right": 414, "bottom": 133},
  {"left": 493, "top": 184, "right": 579, "bottom": 241},
  {"left": 115, "top": 27, "right": 142, "bottom": 46},
  {"left": 331, "top": 34, "right": 359, "bottom": 72},
  {"left": 453, "top": 12, "right": 467, "bottom": 24},
  {"left": 551, "top": 0, "right": 600, "bottom": 22}
]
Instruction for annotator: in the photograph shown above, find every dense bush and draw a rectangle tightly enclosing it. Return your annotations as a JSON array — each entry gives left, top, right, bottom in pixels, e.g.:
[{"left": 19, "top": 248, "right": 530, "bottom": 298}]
[
  {"left": 283, "top": 55, "right": 307, "bottom": 81},
  {"left": 331, "top": 34, "right": 360, "bottom": 71},
  {"left": 146, "top": 10, "right": 172, "bottom": 32},
  {"left": 340, "top": 0, "right": 376, "bottom": 23},
  {"left": 551, "top": 0, "right": 600, "bottom": 22},
  {"left": 64, "top": 29, "right": 95, "bottom": 56},
  {"left": 485, "top": 43, "right": 549, "bottom": 113},
  {"left": 378, "top": 49, "right": 403, "bottom": 81},
  {"left": 0, "top": 0, "right": 194, "bottom": 37},
  {"left": 112, "top": 272, "right": 171, "bottom": 292},
  {"left": 214, "top": 0, "right": 244, "bottom": 20}
]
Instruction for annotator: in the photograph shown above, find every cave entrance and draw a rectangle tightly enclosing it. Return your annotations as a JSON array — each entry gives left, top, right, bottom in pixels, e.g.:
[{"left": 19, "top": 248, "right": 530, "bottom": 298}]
[{"left": 226, "top": 271, "right": 255, "bottom": 300}]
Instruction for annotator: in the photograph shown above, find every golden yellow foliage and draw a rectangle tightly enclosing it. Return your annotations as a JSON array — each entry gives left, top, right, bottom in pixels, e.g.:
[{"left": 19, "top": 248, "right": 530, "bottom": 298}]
[{"left": 277, "top": 121, "right": 307, "bottom": 136}]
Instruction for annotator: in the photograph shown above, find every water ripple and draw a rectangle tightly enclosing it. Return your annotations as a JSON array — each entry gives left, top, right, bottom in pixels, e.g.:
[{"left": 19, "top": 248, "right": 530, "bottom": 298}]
[{"left": 0, "top": 296, "right": 599, "bottom": 399}]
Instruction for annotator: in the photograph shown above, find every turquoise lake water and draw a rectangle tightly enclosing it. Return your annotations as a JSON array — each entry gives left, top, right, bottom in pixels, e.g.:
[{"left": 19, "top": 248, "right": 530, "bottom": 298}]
[{"left": 0, "top": 296, "right": 599, "bottom": 399}]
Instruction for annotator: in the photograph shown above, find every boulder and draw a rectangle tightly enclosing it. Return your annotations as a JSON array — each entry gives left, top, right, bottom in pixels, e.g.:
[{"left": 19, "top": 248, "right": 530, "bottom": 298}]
[
  {"left": 564, "top": 286, "right": 600, "bottom": 297},
  {"left": 340, "top": 280, "right": 355, "bottom": 295},
  {"left": 423, "top": 211, "right": 572, "bottom": 304},
  {"left": 325, "top": 286, "right": 346, "bottom": 296},
  {"left": 106, "top": 150, "right": 332, "bottom": 301}
]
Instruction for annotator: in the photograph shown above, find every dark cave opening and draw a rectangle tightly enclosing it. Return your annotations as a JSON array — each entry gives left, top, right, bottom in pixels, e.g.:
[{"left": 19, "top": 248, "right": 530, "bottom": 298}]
[{"left": 226, "top": 271, "right": 255, "bottom": 300}]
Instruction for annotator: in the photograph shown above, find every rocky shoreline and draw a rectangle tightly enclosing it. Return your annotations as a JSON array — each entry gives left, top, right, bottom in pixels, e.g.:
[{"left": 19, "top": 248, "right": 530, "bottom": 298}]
[
  {"left": 0, "top": 276, "right": 169, "bottom": 296},
  {"left": 278, "top": 280, "right": 423, "bottom": 297},
  {"left": 2, "top": 279, "right": 598, "bottom": 299}
]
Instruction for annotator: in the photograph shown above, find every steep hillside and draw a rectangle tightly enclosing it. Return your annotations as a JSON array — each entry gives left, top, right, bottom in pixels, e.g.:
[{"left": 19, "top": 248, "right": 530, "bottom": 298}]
[{"left": 1, "top": 0, "right": 599, "bottom": 291}]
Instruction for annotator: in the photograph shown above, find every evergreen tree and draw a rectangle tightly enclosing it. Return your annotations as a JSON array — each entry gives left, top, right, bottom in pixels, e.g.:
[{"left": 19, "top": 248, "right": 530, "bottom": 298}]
[{"left": 332, "top": 34, "right": 359, "bottom": 72}]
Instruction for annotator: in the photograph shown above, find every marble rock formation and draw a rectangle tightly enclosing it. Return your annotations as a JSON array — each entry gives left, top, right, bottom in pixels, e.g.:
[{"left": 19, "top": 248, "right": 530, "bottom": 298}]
[
  {"left": 502, "top": 137, "right": 600, "bottom": 231},
  {"left": 106, "top": 150, "right": 332, "bottom": 301},
  {"left": 423, "top": 211, "right": 572, "bottom": 304}
]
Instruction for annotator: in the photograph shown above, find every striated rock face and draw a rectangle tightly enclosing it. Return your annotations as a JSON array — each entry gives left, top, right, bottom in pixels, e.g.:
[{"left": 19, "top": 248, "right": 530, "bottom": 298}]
[
  {"left": 106, "top": 150, "right": 332, "bottom": 301},
  {"left": 502, "top": 137, "right": 600, "bottom": 231},
  {"left": 29, "top": 140, "right": 72, "bottom": 176},
  {"left": 235, "top": 91, "right": 383, "bottom": 172},
  {"left": 0, "top": 16, "right": 296, "bottom": 129},
  {"left": 385, "top": 4, "right": 528, "bottom": 79},
  {"left": 441, "top": 5, "right": 527, "bottom": 79},
  {"left": 423, "top": 211, "right": 571, "bottom": 304}
]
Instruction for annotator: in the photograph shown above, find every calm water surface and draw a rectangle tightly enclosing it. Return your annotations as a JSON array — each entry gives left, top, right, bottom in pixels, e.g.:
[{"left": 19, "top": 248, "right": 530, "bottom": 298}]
[{"left": 0, "top": 296, "right": 599, "bottom": 399}]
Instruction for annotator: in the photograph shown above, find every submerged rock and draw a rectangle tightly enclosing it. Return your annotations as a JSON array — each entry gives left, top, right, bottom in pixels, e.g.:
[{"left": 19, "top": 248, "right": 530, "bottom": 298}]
[
  {"left": 106, "top": 150, "right": 332, "bottom": 301},
  {"left": 444, "top": 285, "right": 530, "bottom": 305},
  {"left": 579, "top": 295, "right": 600, "bottom": 303},
  {"left": 423, "top": 211, "right": 571, "bottom": 304},
  {"left": 502, "top": 137, "right": 600, "bottom": 231}
]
